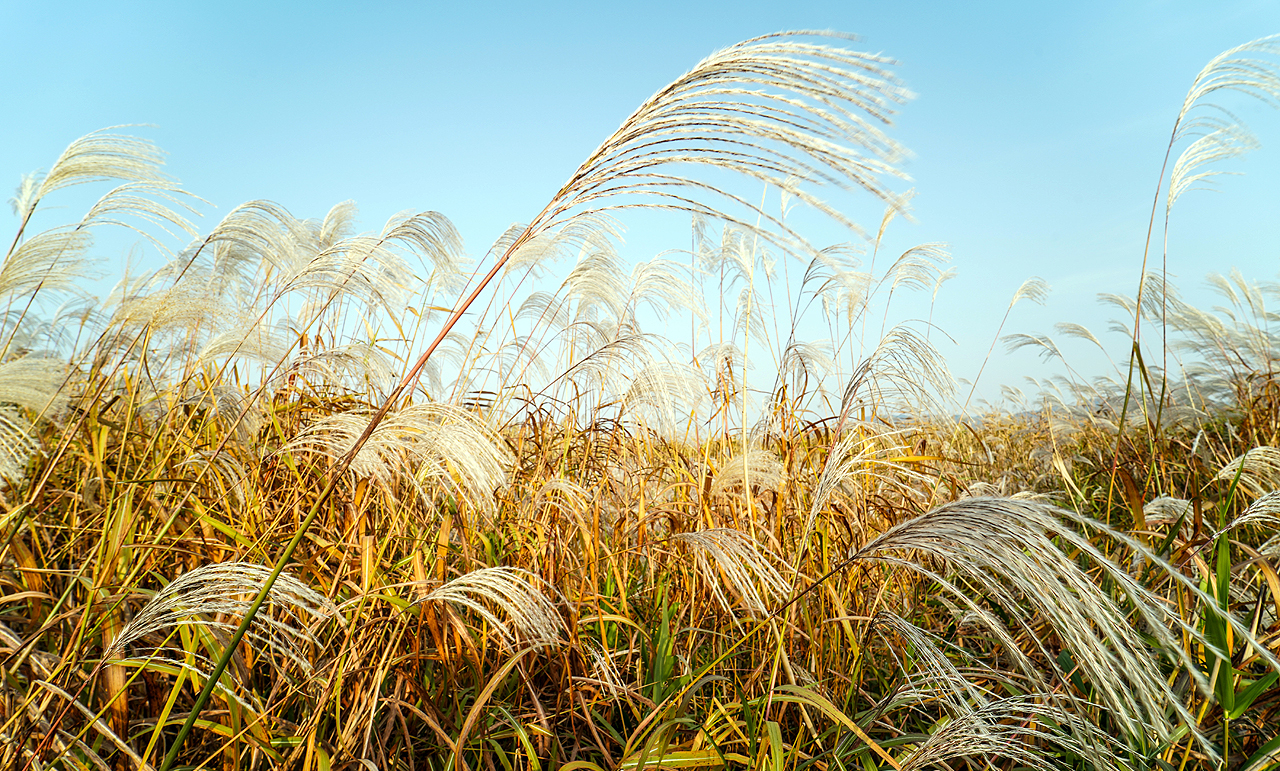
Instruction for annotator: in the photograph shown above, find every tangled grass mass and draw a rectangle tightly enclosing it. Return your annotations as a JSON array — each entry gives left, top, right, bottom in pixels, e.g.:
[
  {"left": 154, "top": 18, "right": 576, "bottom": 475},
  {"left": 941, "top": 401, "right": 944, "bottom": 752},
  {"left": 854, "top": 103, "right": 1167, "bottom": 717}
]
[{"left": 5, "top": 30, "right": 1280, "bottom": 771}]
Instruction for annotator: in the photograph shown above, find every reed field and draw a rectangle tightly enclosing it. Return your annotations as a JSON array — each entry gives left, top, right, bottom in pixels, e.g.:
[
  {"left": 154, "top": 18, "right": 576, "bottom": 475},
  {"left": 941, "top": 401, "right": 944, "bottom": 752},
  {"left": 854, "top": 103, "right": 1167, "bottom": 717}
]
[{"left": 6, "top": 30, "right": 1280, "bottom": 771}]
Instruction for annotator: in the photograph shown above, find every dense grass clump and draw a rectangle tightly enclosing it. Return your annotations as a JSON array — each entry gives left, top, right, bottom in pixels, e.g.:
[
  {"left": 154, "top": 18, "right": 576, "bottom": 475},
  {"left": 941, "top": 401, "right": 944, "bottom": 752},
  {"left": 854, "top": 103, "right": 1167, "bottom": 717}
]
[{"left": 3, "top": 31, "right": 1280, "bottom": 771}]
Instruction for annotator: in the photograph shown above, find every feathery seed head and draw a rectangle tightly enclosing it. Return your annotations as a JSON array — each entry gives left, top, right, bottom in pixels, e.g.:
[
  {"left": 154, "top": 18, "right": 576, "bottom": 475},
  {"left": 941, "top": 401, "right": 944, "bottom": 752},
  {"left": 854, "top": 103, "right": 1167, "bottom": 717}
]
[
  {"left": 1215, "top": 446, "right": 1280, "bottom": 498},
  {"left": 288, "top": 402, "right": 513, "bottom": 515},
  {"left": 107, "top": 562, "right": 337, "bottom": 677},
  {"left": 709, "top": 448, "right": 787, "bottom": 496},
  {"left": 674, "top": 528, "right": 793, "bottom": 615},
  {"left": 852, "top": 496, "right": 1254, "bottom": 754},
  {"left": 420, "top": 567, "right": 565, "bottom": 648}
]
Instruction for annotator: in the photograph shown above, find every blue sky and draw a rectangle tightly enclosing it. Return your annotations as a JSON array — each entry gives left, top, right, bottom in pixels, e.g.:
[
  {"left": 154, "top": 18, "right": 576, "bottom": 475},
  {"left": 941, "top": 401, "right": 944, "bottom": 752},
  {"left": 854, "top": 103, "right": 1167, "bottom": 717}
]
[{"left": 4, "top": 0, "right": 1280, "bottom": 405}]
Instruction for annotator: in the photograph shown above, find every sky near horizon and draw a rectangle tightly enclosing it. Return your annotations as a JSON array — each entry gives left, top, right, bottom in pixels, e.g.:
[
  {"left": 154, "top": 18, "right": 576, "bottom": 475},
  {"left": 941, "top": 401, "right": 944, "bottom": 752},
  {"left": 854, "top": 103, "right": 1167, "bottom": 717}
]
[{"left": 3, "top": 0, "right": 1280, "bottom": 406}]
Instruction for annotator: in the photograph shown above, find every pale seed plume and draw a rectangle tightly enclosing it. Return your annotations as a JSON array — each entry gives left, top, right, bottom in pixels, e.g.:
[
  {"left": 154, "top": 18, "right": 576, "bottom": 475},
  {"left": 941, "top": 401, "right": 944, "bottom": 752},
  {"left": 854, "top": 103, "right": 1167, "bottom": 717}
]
[
  {"left": 0, "top": 356, "right": 70, "bottom": 481},
  {"left": 673, "top": 528, "right": 793, "bottom": 615},
  {"left": 106, "top": 562, "right": 337, "bottom": 677},
  {"left": 288, "top": 402, "right": 513, "bottom": 516},
  {"left": 1215, "top": 446, "right": 1280, "bottom": 498},
  {"left": 420, "top": 567, "right": 565, "bottom": 648},
  {"left": 851, "top": 497, "right": 1206, "bottom": 753},
  {"left": 709, "top": 448, "right": 787, "bottom": 496}
]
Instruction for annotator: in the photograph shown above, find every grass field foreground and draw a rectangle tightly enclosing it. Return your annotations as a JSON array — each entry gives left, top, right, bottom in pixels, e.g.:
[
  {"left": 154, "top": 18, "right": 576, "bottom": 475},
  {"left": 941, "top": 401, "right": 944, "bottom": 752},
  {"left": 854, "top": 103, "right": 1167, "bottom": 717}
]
[{"left": 3, "top": 31, "right": 1280, "bottom": 771}]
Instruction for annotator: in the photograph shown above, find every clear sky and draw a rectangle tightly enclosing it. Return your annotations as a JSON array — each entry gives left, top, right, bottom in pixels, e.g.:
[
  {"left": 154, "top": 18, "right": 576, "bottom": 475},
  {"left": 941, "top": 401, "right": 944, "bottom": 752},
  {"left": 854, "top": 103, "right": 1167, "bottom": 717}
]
[{"left": 4, "top": 0, "right": 1279, "bottom": 406}]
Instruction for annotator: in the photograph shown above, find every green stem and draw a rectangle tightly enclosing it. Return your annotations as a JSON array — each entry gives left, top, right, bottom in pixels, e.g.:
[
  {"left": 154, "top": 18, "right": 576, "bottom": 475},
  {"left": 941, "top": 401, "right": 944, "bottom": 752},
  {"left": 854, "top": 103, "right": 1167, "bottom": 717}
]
[{"left": 156, "top": 472, "right": 336, "bottom": 771}]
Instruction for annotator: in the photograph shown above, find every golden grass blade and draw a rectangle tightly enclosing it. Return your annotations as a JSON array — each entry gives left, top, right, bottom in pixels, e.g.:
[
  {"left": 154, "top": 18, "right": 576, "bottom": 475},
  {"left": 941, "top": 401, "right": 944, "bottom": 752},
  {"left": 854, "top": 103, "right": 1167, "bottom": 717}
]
[{"left": 34, "top": 680, "right": 155, "bottom": 771}]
